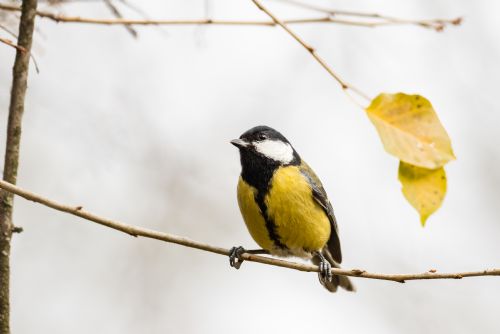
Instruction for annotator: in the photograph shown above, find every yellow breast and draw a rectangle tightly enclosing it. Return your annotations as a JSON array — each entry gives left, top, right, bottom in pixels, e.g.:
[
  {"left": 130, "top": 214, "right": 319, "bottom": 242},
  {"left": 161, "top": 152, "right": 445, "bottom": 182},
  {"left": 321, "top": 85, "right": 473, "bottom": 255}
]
[
  {"left": 265, "top": 166, "right": 331, "bottom": 254},
  {"left": 236, "top": 166, "right": 331, "bottom": 256},
  {"left": 237, "top": 177, "right": 276, "bottom": 251}
]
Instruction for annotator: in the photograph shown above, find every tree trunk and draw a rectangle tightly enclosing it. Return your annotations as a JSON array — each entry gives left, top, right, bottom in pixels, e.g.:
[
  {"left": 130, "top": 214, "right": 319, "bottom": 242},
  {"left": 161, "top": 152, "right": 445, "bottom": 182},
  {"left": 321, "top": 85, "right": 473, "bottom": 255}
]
[{"left": 0, "top": 0, "right": 38, "bottom": 333}]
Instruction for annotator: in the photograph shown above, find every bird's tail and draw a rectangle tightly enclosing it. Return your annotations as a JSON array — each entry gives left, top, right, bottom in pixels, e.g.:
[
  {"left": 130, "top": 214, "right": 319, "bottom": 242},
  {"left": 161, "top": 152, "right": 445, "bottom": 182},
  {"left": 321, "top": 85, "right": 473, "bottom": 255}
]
[{"left": 313, "top": 248, "right": 356, "bottom": 293}]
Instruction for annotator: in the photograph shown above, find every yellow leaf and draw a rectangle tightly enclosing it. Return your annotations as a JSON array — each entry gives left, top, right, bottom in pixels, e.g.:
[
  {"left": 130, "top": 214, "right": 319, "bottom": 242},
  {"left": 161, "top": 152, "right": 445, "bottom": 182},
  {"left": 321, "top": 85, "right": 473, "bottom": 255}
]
[
  {"left": 398, "top": 161, "right": 447, "bottom": 226},
  {"left": 366, "top": 93, "right": 455, "bottom": 169}
]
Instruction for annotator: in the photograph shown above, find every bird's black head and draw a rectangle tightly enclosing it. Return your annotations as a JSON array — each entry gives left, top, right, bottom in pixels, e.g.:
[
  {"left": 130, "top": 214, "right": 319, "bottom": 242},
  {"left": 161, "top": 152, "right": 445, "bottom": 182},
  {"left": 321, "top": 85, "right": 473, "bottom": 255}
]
[
  {"left": 231, "top": 126, "right": 300, "bottom": 188},
  {"left": 231, "top": 126, "right": 300, "bottom": 165},
  {"left": 236, "top": 125, "right": 290, "bottom": 145}
]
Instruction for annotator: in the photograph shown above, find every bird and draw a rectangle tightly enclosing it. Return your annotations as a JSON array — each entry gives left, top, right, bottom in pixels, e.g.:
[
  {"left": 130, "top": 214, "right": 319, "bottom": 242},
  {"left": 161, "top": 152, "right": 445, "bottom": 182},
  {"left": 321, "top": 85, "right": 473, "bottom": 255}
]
[{"left": 229, "top": 125, "right": 355, "bottom": 292}]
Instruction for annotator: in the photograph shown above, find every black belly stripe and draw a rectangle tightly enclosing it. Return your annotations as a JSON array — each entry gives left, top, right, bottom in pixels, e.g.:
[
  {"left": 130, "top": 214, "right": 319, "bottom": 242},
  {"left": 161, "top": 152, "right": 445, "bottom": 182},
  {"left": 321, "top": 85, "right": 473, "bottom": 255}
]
[
  {"left": 239, "top": 148, "right": 299, "bottom": 251},
  {"left": 255, "top": 190, "right": 287, "bottom": 250}
]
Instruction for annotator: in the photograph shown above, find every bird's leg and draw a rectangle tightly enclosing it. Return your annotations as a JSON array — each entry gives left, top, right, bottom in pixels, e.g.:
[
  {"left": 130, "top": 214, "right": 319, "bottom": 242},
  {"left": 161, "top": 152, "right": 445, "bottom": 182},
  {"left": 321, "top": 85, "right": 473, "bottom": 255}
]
[
  {"left": 228, "top": 246, "right": 245, "bottom": 269},
  {"left": 314, "top": 251, "right": 333, "bottom": 281},
  {"left": 229, "top": 247, "right": 269, "bottom": 269}
]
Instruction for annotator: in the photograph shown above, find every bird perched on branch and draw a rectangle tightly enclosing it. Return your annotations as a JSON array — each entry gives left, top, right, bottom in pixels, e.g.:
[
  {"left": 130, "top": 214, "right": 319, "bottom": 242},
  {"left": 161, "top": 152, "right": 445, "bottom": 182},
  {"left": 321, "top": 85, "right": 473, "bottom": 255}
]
[{"left": 229, "top": 125, "right": 354, "bottom": 292}]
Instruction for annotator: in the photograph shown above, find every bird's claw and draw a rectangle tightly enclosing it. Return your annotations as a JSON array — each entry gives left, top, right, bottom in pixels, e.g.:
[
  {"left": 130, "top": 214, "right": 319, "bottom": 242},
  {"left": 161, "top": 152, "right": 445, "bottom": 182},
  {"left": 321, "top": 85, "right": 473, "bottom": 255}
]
[
  {"left": 318, "top": 257, "right": 333, "bottom": 282},
  {"left": 229, "top": 246, "right": 246, "bottom": 269}
]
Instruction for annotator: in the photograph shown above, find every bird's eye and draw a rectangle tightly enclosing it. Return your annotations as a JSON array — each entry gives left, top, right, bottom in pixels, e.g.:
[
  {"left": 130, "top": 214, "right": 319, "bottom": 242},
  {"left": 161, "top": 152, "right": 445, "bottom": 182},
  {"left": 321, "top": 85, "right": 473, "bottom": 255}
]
[{"left": 258, "top": 133, "right": 267, "bottom": 140}]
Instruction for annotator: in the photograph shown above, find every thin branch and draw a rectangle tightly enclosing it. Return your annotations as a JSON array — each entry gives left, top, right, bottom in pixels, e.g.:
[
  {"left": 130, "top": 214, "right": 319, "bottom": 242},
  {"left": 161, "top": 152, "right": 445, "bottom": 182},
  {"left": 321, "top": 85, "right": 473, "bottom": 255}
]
[
  {"left": 271, "top": 0, "right": 462, "bottom": 32},
  {"left": 0, "top": 3, "right": 460, "bottom": 30},
  {"left": 250, "top": 0, "right": 370, "bottom": 103},
  {"left": 0, "top": 179, "right": 499, "bottom": 284},
  {"left": 103, "top": 0, "right": 137, "bottom": 38},
  {"left": 0, "top": 36, "right": 40, "bottom": 73},
  {"left": 0, "top": 0, "right": 38, "bottom": 332},
  {"left": 116, "top": 0, "right": 165, "bottom": 36},
  {"left": 118, "top": 0, "right": 151, "bottom": 19},
  {"left": 0, "top": 22, "right": 18, "bottom": 38},
  {"left": 0, "top": 36, "right": 26, "bottom": 52},
  {"left": 1, "top": 15, "right": 40, "bottom": 74}
]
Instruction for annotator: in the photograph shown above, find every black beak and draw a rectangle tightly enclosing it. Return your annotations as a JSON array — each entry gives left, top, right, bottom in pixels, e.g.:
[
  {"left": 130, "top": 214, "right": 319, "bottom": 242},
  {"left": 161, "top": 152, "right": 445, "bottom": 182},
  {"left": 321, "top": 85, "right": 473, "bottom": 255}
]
[{"left": 230, "top": 138, "right": 249, "bottom": 149}]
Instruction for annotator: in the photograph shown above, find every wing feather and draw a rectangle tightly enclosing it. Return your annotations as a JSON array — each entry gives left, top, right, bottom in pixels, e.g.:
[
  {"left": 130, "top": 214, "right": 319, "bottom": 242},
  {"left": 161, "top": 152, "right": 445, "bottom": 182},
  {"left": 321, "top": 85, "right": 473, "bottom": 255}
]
[{"left": 299, "top": 161, "right": 342, "bottom": 263}]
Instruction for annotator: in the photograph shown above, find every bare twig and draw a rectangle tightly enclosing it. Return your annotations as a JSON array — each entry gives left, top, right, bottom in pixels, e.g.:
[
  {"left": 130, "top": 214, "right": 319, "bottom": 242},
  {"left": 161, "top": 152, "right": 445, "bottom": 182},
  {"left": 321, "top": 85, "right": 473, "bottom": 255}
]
[
  {"left": 251, "top": 0, "right": 370, "bottom": 102},
  {"left": 0, "top": 37, "right": 26, "bottom": 52},
  {"left": 0, "top": 179, "right": 499, "bottom": 284},
  {"left": 0, "top": 3, "right": 460, "bottom": 30},
  {"left": 271, "top": 0, "right": 462, "bottom": 32},
  {"left": 0, "top": 22, "right": 17, "bottom": 38},
  {"left": 118, "top": 0, "right": 150, "bottom": 19},
  {"left": 1, "top": 16, "right": 40, "bottom": 74},
  {"left": 103, "top": 0, "right": 137, "bottom": 38},
  {"left": 0, "top": 0, "right": 38, "bottom": 332},
  {"left": 0, "top": 36, "right": 40, "bottom": 73}
]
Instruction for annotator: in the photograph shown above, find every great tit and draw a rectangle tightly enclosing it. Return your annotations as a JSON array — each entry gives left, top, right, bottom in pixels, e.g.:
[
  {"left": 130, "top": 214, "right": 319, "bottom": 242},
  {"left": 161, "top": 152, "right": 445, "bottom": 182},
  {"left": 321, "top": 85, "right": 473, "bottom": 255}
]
[{"left": 230, "top": 125, "right": 355, "bottom": 293}]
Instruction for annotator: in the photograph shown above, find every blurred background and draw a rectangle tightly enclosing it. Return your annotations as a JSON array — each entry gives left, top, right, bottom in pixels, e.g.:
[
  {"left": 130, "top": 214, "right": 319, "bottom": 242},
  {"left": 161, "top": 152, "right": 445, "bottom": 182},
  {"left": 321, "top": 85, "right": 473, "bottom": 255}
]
[{"left": 1, "top": 0, "right": 499, "bottom": 333}]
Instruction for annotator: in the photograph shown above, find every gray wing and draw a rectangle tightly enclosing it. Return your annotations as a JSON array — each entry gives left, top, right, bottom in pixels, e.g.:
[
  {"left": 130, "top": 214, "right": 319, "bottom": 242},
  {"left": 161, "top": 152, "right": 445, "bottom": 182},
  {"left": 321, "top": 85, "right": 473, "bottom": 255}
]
[{"left": 300, "top": 161, "right": 342, "bottom": 263}]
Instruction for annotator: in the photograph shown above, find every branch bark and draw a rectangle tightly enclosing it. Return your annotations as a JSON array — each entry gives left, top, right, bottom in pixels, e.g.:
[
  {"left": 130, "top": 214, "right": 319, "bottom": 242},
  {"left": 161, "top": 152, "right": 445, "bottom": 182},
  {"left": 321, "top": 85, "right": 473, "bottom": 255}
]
[
  {"left": 102, "top": 0, "right": 138, "bottom": 37},
  {"left": 0, "top": 0, "right": 37, "bottom": 332},
  {"left": 0, "top": 179, "right": 499, "bottom": 285},
  {"left": 0, "top": 37, "right": 26, "bottom": 52},
  {"left": 0, "top": 3, "right": 461, "bottom": 30},
  {"left": 272, "top": 0, "right": 462, "bottom": 31}
]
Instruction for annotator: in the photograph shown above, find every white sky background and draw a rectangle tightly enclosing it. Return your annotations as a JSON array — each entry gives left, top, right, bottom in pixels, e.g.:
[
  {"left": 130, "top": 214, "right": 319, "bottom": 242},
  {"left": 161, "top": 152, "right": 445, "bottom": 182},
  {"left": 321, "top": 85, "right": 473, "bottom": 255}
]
[{"left": 1, "top": 0, "right": 500, "bottom": 333}]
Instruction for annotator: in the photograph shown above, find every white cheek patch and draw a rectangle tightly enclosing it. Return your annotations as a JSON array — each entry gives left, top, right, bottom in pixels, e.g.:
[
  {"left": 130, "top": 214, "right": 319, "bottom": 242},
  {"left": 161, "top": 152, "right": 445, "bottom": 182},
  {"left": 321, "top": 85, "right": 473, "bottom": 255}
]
[{"left": 254, "top": 139, "right": 294, "bottom": 164}]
